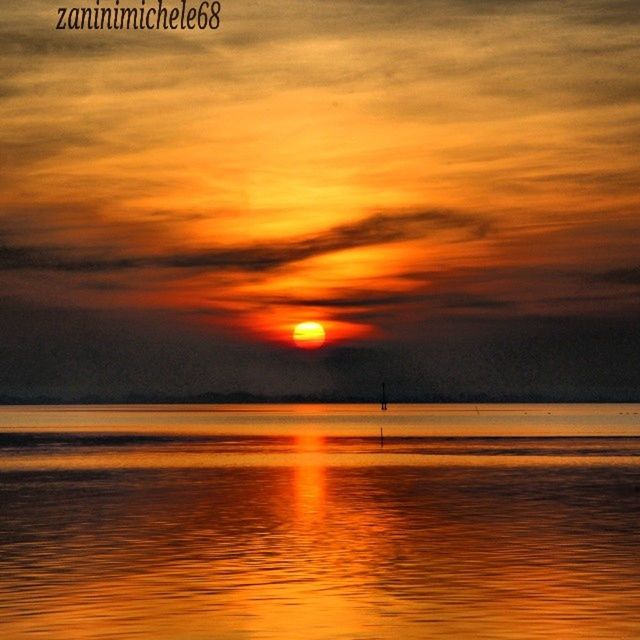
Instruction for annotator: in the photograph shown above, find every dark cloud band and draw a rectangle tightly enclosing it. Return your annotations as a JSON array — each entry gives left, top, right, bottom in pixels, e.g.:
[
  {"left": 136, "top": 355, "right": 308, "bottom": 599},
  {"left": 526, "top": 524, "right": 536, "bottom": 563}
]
[{"left": 0, "top": 208, "right": 487, "bottom": 273}]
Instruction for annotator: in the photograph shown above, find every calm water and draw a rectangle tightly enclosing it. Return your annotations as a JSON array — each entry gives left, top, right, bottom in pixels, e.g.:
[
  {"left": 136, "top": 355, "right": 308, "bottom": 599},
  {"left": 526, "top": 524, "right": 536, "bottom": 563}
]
[{"left": 1, "top": 404, "right": 639, "bottom": 639}]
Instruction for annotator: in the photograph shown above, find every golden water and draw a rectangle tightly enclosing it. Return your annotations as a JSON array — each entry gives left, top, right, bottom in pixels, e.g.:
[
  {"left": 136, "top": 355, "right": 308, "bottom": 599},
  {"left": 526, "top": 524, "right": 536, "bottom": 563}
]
[{"left": 1, "top": 404, "right": 639, "bottom": 639}]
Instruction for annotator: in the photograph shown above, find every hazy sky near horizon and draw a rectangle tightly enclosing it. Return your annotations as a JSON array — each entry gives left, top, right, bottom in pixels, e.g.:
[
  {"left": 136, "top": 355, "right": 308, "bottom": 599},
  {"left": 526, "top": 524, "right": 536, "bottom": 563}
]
[{"left": 0, "top": 0, "right": 639, "bottom": 399}]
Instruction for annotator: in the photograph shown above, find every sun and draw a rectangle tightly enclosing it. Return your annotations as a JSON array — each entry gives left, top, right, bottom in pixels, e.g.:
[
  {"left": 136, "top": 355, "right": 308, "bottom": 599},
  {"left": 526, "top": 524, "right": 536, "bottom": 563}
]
[{"left": 293, "top": 321, "right": 326, "bottom": 349}]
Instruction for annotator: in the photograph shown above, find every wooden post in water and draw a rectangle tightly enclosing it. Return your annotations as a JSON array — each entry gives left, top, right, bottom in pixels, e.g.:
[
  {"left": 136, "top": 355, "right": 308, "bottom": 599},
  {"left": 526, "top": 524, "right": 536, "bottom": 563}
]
[{"left": 380, "top": 381, "right": 387, "bottom": 447}]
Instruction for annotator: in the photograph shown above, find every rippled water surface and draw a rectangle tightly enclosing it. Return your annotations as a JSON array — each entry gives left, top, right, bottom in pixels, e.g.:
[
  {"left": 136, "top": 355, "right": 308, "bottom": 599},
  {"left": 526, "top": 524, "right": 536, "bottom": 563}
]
[{"left": 1, "top": 404, "right": 639, "bottom": 639}]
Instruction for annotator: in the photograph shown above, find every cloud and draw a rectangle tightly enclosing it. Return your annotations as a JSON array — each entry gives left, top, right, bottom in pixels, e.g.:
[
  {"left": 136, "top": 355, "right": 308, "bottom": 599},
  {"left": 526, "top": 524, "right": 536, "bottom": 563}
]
[
  {"left": 0, "top": 243, "right": 140, "bottom": 272},
  {"left": 594, "top": 266, "right": 640, "bottom": 285},
  {"left": 0, "top": 208, "right": 488, "bottom": 273},
  {"left": 161, "top": 209, "right": 488, "bottom": 269},
  {"left": 441, "top": 294, "right": 513, "bottom": 309},
  {"left": 261, "top": 290, "right": 513, "bottom": 311},
  {"left": 0, "top": 26, "right": 210, "bottom": 58}
]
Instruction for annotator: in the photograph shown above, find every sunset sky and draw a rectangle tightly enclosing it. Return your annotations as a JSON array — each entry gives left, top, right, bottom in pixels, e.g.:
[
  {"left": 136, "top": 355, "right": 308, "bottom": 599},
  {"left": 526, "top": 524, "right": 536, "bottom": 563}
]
[{"left": 1, "top": 0, "right": 639, "bottom": 400}]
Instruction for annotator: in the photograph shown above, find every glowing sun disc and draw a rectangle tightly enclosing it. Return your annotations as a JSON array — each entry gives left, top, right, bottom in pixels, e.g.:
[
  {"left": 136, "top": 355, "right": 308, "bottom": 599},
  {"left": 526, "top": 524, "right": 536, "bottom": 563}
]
[{"left": 293, "top": 321, "right": 326, "bottom": 349}]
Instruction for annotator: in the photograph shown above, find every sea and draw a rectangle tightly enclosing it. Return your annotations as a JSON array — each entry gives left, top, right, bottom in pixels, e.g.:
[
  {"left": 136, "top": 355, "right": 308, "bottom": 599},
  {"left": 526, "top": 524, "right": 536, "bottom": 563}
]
[{"left": 1, "top": 403, "right": 639, "bottom": 639}]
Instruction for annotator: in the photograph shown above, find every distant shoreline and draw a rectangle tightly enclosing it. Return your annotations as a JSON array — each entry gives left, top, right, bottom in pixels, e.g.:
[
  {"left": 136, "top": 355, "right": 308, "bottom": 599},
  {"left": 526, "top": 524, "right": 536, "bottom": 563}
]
[{"left": 1, "top": 395, "right": 639, "bottom": 406}]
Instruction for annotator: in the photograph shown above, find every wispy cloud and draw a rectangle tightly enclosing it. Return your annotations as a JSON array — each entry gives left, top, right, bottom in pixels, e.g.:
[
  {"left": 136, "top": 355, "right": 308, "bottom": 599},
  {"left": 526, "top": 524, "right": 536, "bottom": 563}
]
[
  {"left": 593, "top": 266, "right": 640, "bottom": 285},
  {"left": 0, "top": 209, "right": 487, "bottom": 273}
]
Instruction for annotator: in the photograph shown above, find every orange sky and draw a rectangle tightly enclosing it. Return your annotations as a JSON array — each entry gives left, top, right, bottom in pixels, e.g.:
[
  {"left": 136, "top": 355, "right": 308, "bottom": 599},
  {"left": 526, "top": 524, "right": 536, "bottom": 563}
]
[{"left": 1, "top": 0, "right": 639, "bottom": 353}]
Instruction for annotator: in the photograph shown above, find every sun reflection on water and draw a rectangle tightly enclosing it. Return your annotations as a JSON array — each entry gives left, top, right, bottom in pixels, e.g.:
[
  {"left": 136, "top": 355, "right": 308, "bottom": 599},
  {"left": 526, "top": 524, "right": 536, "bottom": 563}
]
[{"left": 294, "top": 434, "right": 326, "bottom": 524}]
